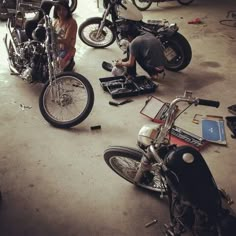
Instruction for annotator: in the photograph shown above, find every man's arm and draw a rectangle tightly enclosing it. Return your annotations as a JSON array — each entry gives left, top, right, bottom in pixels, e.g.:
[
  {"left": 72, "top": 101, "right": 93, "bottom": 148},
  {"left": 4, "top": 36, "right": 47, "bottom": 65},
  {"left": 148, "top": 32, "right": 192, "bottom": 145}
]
[{"left": 116, "top": 53, "right": 135, "bottom": 67}]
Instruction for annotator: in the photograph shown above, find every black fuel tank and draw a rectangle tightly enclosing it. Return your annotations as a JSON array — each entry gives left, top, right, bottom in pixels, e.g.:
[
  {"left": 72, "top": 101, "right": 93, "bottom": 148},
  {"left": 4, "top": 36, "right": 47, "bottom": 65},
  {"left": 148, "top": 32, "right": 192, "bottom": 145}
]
[{"left": 165, "top": 145, "right": 221, "bottom": 214}]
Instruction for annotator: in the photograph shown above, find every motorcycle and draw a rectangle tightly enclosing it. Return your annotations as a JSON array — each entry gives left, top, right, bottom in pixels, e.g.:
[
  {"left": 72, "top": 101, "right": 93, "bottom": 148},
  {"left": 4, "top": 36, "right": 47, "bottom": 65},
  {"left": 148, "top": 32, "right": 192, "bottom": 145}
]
[
  {"left": 78, "top": 0, "right": 192, "bottom": 72},
  {"left": 132, "top": 0, "right": 194, "bottom": 11},
  {"left": 0, "top": 0, "right": 77, "bottom": 21},
  {"left": 104, "top": 91, "right": 236, "bottom": 235},
  {"left": 3, "top": 0, "right": 94, "bottom": 128}
]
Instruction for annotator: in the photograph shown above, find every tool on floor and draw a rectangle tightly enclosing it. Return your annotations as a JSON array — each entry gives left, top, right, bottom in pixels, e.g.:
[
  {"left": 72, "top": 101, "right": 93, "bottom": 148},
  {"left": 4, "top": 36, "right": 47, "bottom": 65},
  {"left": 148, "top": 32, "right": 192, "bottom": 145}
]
[
  {"left": 109, "top": 99, "right": 133, "bottom": 107},
  {"left": 90, "top": 125, "right": 101, "bottom": 130},
  {"left": 20, "top": 104, "right": 32, "bottom": 110},
  {"left": 192, "top": 114, "right": 203, "bottom": 124},
  {"left": 145, "top": 219, "right": 158, "bottom": 228},
  {"left": 188, "top": 18, "right": 203, "bottom": 24}
]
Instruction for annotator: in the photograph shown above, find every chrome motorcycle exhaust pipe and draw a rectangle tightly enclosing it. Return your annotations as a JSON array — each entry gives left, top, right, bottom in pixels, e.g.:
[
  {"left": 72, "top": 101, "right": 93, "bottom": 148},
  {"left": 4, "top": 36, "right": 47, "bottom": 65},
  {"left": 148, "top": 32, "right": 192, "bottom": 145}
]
[
  {"left": 9, "top": 64, "right": 20, "bottom": 75},
  {"left": 5, "top": 19, "right": 20, "bottom": 57},
  {"left": 3, "top": 34, "right": 20, "bottom": 75}
]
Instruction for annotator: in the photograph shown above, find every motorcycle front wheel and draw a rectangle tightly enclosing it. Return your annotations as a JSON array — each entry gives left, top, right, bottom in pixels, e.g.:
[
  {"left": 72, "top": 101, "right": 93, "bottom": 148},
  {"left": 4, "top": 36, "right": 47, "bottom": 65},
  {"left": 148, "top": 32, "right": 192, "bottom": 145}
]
[
  {"left": 104, "top": 146, "right": 167, "bottom": 193},
  {"left": 131, "top": 0, "right": 152, "bottom": 11},
  {"left": 68, "top": 0, "right": 77, "bottom": 13},
  {"left": 78, "top": 17, "right": 116, "bottom": 48},
  {"left": 177, "top": 0, "right": 194, "bottom": 5},
  {"left": 162, "top": 32, "right": 192, "bottom": 71},
  {"left": 39, "top": 72, "right": 94, "bottom": 129}
]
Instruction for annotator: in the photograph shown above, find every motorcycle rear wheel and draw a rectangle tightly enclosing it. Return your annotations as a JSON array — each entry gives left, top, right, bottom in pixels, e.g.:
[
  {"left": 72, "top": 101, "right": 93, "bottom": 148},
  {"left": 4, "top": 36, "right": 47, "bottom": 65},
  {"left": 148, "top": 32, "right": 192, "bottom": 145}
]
[
  {"left": 162, "top": 32, "right": 192, "bottom": 71},
  {"left": 177, "top": 0, "right": 194, "bottom": 5},
  {"left": 39, "top": 72, "right": 94, "bottom": 129},
  {"left": 78, "top": 17, "right": 116, "bottom": 48},
  {"left": 131, "top": 0, "right": 152, "bottom": 11},
  {"left": 104, "top": 146, "right": 167, "bottom": 193}
]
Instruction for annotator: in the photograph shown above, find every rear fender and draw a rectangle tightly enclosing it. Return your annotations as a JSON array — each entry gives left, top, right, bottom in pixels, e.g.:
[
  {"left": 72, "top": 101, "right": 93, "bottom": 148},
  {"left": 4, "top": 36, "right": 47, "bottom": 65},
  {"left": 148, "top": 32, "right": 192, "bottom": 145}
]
[{"left": 159, "top": 24, "right": 179, "bottom": 38}]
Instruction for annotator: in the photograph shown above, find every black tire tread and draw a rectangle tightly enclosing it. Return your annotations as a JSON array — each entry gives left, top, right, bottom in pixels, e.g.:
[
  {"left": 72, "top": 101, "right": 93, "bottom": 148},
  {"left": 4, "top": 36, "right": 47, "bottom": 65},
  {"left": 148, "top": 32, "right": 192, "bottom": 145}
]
[
  {"left": 104, "top": 146, "right": 143, "bottom": 184},
  {"left": 177, "top": 0, "right": 194, "bottom": 5},
  {"left": 163, "top": 32, "right": 192, "bottom": 71}
]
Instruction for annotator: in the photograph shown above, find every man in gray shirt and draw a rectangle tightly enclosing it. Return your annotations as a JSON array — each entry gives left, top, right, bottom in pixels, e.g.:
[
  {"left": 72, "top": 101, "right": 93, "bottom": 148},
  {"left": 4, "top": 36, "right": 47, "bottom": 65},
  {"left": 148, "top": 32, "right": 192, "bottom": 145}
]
[{"left": 115, "top": 23, "right": 165, "bottom": 79}]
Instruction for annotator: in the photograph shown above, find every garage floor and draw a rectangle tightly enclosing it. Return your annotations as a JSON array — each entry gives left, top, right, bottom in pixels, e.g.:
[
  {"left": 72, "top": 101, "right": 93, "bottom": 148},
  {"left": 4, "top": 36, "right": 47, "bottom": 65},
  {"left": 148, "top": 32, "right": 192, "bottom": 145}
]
[{"left": 0, "top": 0, "right": 236, "bottom": 235}]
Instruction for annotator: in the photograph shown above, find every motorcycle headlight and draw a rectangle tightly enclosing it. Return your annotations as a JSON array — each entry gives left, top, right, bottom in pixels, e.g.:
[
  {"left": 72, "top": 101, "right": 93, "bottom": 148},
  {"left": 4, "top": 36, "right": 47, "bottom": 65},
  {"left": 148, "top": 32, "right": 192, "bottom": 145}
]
[{"left": 137, "top": 123, "right": 162, "bottom": 148}]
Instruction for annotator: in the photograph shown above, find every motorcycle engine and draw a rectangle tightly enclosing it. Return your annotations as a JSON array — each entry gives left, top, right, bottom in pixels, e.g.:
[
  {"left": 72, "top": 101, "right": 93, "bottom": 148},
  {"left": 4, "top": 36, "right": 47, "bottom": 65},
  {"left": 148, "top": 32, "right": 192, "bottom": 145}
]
[{"left": 20, "top": 41, "right": 45, "bottom": 83}]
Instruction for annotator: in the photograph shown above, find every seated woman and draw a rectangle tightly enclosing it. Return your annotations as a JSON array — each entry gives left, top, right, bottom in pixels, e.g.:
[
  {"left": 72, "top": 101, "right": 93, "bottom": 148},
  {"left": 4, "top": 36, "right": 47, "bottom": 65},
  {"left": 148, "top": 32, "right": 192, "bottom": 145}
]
[{"left": 53, "top": 0, "right": 77, "bottom": 71}]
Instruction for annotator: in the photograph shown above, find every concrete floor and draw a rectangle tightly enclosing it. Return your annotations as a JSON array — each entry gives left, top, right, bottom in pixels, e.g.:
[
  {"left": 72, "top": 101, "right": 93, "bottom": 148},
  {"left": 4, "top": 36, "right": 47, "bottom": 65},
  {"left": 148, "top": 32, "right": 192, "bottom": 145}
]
[{"left": 0, "top": 0, "right": 236, "bottom": 235}]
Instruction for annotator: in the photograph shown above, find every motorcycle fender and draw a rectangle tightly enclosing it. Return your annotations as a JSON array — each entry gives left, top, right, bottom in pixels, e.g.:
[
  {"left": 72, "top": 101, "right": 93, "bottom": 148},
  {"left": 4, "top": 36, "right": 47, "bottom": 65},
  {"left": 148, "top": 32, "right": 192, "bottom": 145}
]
[{"left": 160, "top": 28, "right": 177, "bottom": 38}]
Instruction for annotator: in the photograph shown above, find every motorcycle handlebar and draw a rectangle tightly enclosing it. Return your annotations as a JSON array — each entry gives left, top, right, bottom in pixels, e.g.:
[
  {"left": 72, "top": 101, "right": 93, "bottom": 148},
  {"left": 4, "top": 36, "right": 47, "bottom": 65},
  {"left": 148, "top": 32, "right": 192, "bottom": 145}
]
[{"left": 197, "top": 99, "right": 220, "bottom": 108}]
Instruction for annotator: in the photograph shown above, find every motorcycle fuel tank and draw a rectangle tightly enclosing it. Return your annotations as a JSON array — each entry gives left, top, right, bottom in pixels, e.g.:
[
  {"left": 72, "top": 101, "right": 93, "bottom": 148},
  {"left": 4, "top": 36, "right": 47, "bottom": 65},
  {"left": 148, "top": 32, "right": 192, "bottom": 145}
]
[
  {"left": 165, "top": 145, "right": 221, "bottom": 214},
  {"left": 117, "top": 0, "right": 143, "bottom": 21}
]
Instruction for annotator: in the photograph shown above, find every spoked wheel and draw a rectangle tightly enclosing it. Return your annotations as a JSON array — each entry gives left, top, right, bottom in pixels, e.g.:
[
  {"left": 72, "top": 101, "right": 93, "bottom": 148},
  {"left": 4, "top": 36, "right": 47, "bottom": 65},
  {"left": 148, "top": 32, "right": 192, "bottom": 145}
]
[
  {"left": 162, "top": 32, "right": 192, "bottom": 72},
  {"left": 39, "top": 72, "right": 94, "bottom": 128},
  {"left": 177, "top": 0, "right": 194, "bottom": 5},
  {"left": 67, "top": 0, "right": 77, "bottom": 13},
  {"left": 104, "top": 146, "right": 167, "bottom": 193},
  {"left": 78, "top": 17, "right": 116, "bottom": 48},
  {"left": 131, "top": 0, "right": 152, "bottom": 11}
]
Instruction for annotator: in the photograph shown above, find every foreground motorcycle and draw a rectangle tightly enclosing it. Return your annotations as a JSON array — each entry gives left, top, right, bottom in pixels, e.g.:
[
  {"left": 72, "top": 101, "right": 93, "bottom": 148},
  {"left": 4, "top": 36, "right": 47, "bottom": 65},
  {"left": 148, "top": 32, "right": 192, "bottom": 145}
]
[
  {"left": 78, "top": 0, "right": 192, "bottom": 72},
  {"left": 0, "top": 0, "right": 77, "bottom": 21},
  {"left": 3, "top": 1, "right": 94, "bottom": 128},
  {"left": 132, "top": 0, "right": 194, "bottom": 11},
  {"left": 104, "top": 91, "right": 236, "bottom": 235}
]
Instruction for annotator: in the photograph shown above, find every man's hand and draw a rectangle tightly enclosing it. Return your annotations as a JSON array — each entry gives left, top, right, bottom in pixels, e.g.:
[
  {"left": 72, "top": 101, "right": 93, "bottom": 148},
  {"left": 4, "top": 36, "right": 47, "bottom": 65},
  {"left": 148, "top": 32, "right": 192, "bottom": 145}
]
[{"left": 114, "top": 59, "right": 123, "bottom": 67}]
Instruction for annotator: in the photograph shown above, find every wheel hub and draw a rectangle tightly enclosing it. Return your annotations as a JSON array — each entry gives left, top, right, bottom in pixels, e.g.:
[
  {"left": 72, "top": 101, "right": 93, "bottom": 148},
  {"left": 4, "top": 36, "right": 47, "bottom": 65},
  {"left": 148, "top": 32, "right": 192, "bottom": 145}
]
[
  {"left": 89, "top": 30, "right": 106, "bottom": 42},
  {"left": 59, "top": 93, "right": 73, "bottom": 106}
]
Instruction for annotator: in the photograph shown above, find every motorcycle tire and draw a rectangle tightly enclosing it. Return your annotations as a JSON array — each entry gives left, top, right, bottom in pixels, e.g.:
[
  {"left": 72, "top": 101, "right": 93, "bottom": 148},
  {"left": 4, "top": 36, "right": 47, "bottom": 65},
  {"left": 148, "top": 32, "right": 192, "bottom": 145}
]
[
  {"left": 177, "top": 0, "right": 194, "bottom": 5},
  {"left": 39, "top": 72, "right": 94, "bottom": 129},
  {"left": 162, "top": 32, "right": 192, "bottom": 72},
  {"left": 78, "top": 17, "right": 116, "bottom": 48},
  {"left": 131, "top": 0, "right": 152, "bottom": 11},
  {"left": 68, "top": 0, "right": 77, "bottom": 13},
  {"left": 104, "top": 146, "right": 167, "bottom": 193}
]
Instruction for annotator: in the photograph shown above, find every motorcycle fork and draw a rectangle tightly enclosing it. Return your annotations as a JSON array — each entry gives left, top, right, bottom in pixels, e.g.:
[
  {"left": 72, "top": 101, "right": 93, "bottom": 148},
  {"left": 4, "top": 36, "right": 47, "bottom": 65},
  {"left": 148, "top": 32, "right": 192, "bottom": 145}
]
[{"left": 96, "top": 4, "right": 111, "bottom": 38}]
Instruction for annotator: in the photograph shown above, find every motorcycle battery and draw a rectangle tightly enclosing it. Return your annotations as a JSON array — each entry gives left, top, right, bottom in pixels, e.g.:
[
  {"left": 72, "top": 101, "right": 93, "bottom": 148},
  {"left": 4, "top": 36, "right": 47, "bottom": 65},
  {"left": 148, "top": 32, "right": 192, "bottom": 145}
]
[{"left": 99, "top": 75, "right": 157, "bottom": 99}]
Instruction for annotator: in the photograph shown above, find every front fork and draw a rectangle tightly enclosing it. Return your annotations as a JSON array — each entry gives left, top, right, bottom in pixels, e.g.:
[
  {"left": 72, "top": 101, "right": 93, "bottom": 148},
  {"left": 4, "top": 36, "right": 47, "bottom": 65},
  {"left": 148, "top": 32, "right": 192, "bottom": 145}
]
[
  {"left": 134, "top": 155, "right": 152, "bottom": 184},
  {"left": 95, "top": 5, "right": 110, "bottom": 38}
]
